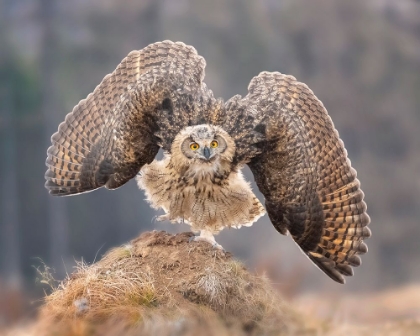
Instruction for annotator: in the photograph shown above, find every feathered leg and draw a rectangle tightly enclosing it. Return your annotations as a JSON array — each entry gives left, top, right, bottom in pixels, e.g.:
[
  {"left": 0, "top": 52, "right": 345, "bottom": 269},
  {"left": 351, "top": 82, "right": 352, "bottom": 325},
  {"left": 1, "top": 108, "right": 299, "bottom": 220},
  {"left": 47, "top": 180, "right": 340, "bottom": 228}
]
[{"left": 189, "top": 230, "right": 224, "bottom": 250}]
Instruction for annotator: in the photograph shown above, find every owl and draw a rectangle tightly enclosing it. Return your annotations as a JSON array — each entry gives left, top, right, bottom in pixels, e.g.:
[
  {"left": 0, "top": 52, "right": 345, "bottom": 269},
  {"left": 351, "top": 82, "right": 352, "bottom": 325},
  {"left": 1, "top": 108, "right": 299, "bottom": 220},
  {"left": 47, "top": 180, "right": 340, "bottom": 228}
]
[{"left": 45, "top": 41, "right": 371, "bottom": 284}]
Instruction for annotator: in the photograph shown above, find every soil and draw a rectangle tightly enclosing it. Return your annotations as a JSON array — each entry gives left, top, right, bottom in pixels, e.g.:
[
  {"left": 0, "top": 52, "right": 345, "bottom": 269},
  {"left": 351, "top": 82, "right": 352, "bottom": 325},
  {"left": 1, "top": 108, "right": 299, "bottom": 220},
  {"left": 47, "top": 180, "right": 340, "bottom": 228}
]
[{"left": 33, "top": 231, "right": 307, "bottom": 336}]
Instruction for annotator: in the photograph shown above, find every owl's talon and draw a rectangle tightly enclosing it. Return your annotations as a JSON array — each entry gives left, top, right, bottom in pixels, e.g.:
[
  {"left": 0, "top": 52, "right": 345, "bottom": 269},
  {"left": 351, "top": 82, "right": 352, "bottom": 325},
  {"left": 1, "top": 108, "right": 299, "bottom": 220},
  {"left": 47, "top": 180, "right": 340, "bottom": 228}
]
[
  {"left": 211, "top": 241, "right": 225, "bottom": 251},
  {"left": 189, "top": 231, "right": 224, "bottom": 251}
]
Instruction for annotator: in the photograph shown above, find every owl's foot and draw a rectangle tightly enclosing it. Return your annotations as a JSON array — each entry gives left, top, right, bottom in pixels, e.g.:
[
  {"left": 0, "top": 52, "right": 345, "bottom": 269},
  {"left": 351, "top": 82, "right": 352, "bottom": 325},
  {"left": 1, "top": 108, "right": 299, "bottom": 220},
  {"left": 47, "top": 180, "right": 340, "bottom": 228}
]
[{"left": 189, "top": 230, "right": 224, "bottom": 250}]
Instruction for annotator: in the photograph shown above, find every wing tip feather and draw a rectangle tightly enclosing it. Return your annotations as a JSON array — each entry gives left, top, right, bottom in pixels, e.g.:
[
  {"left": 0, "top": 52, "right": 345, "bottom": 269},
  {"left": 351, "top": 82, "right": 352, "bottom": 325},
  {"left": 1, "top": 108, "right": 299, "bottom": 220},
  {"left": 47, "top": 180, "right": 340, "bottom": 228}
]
[{"left": 308, "top": 254, "right": 346, "bottom": 284}]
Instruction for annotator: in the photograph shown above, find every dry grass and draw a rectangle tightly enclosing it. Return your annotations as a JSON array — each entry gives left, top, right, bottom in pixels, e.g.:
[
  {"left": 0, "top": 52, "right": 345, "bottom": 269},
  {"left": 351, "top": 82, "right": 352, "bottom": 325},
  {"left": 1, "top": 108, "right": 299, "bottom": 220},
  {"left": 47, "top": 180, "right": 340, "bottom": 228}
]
[
  {"left": 296, "top": 283, "right": 420, "bottom": 325},
  {"left": 27, "top": 231, "right": 312, "bottom": 336},
  {"left": 4, "top": 231, "right": 419, "bottom": 335}
]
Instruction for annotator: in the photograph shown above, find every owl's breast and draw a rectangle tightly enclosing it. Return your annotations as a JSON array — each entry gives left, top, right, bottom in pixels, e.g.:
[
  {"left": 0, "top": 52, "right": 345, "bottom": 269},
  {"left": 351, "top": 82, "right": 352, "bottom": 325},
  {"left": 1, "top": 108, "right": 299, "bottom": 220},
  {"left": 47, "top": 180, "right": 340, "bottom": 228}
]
[{"left": 137, "top": 159, "right": 265, "bottom": 233}]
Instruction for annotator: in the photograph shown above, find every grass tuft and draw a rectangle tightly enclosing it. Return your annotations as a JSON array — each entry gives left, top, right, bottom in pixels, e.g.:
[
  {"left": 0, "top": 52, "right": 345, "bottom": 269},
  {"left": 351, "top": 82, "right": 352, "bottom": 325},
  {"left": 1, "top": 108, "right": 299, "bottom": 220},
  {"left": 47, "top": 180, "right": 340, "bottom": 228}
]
[{"left": 31, "top": 231, "right": 311, "bottom": 335}]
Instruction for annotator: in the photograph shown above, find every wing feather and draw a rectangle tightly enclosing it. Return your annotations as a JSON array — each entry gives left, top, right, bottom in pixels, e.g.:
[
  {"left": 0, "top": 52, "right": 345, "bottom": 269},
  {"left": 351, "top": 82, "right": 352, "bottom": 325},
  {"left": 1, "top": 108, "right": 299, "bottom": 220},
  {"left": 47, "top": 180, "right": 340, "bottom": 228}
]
[
  {"left": 45, "top": 41, "right": 206, "bottom": 196},
  {"left": 244, "top": 72, "right": 371, "bottom": 284}
]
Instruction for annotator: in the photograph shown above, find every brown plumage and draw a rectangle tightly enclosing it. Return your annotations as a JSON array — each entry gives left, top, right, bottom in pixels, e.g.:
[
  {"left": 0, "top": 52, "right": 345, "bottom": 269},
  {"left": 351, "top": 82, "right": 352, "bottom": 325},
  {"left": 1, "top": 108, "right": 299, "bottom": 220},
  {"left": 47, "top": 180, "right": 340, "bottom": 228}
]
[
  {"left": 45, "top": 41, "right": 371, "bottom": 284},
  {"left": 138, "top": 124, "right": 265, "bottom": 236}
]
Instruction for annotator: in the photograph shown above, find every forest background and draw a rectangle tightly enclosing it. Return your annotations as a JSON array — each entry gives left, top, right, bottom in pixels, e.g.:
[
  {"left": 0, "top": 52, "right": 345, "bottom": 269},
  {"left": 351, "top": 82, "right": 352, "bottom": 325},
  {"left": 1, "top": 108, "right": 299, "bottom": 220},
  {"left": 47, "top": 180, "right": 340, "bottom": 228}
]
[{"left": 1, "top": 0, "right": 420, "bottom": 325}]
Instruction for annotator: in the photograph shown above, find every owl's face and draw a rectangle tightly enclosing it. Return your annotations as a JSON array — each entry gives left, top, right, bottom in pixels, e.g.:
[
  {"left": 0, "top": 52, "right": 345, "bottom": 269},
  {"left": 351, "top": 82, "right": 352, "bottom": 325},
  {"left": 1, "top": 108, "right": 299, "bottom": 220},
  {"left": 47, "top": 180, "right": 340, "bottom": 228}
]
[
  {"left": 180, "top": 125, "right": 228, "bottom": 161},
  {"left": 172, "top": 124, "right": 235, "bottom": 168}
]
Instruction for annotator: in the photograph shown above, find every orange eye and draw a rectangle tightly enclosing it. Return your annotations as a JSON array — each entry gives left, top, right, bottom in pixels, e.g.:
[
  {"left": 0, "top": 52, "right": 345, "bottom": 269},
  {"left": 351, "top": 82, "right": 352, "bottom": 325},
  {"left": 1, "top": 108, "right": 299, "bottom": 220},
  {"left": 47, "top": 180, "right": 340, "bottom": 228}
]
[
  {"left": 190, "top": 142, "right": 200, "bottom": 150},
  {"left": 210, "top": 140, "right": 218, "bottom": 148}
]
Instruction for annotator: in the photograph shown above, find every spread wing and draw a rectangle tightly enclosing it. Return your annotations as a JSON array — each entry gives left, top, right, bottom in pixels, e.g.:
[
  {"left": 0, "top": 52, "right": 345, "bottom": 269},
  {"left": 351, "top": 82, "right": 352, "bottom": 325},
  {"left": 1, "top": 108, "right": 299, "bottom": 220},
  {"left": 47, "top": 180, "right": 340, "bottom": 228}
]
[
  {"left": 45, "top": 41, "right": 206, "bottom": 196},
  {"left": 244, "top": 72, "right": 371, "bottom": 284}
]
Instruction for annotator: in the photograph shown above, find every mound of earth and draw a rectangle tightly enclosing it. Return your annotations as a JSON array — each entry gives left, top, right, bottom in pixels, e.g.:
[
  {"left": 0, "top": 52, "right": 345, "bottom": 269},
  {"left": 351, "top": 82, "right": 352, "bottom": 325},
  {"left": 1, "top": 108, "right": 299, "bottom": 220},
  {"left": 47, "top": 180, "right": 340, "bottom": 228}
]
[
  {"left": 31, "top": 231, "right": 313, "bottom": 336},
  {"left": 5, "top": 231, "right": 420, "bottom": 336}
]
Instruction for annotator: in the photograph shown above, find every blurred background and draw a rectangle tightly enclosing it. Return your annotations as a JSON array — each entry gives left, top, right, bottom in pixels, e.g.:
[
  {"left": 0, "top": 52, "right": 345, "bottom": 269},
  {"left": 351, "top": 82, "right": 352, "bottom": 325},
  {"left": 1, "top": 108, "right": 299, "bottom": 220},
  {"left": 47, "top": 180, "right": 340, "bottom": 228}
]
[{"left": 1, "top": 0, "right": 420, "bottom": 328}]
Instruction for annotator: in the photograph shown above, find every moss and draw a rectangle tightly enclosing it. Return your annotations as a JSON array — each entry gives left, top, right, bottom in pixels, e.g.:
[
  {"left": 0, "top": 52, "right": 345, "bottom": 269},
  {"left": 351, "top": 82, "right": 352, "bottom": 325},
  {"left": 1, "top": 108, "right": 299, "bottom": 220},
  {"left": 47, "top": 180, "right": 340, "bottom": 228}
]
[{"left": 125, "top": 286, "right": 157, "bottom": 307}]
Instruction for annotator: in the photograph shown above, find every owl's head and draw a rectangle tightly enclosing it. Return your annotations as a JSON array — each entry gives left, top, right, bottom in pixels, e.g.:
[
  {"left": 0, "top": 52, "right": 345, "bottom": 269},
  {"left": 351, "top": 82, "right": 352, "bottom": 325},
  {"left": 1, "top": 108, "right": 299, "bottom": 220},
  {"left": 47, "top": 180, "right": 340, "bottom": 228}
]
[{"left": 171, "top": 124, "right": 235, "bottom": 170}]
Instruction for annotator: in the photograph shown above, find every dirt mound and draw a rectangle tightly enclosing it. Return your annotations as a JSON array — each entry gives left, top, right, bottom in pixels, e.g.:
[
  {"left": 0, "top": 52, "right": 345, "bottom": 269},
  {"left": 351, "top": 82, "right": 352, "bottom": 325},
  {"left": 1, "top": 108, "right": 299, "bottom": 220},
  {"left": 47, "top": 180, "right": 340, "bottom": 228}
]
[
  {"left": 5, "top": 231, "right": 420, "bottom": 336},
  {"left": 33, "top": 231, "right": 309, "bottom": 336}
]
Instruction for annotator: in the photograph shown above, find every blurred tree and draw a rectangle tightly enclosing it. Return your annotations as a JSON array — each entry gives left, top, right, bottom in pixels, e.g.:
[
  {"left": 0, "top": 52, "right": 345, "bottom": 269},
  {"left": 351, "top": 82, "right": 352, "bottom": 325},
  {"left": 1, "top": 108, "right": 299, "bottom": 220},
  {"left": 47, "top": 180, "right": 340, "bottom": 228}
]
[
  {"left": 0, "top": 64, "right": 22, "bottom": 289},
  {"left": 38, "top": 0, "right": 69, "bottom": 279},
  {"left": 0, "top": 0, "right": 22, "bottom": 290}
]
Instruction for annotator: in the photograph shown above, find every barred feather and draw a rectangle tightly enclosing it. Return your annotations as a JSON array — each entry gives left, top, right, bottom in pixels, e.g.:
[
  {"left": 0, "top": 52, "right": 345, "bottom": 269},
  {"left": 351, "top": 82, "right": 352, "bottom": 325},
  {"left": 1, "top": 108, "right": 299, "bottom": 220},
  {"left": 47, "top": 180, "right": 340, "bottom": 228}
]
[
  {"left": 245, "top": 72, "right": 371, "bottom": 284},
  {"left": 45, "top": 41, "right": 206, "bottom": 196}
]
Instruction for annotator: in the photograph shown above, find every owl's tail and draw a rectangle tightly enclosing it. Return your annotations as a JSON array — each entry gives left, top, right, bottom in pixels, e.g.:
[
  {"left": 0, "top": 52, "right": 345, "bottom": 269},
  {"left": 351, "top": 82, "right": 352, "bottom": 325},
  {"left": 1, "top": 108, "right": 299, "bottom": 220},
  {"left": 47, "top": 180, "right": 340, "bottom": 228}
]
[{"left": 307, "top": 178, "right": 371, "bottom": 284}]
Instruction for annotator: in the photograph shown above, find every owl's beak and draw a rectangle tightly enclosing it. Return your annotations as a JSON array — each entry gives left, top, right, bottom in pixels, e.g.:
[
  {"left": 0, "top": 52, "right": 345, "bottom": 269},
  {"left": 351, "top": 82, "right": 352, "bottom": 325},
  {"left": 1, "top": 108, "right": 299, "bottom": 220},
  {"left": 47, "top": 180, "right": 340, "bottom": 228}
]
[{"left": 203, "top": 146, "right": 211, "bottom": 160}]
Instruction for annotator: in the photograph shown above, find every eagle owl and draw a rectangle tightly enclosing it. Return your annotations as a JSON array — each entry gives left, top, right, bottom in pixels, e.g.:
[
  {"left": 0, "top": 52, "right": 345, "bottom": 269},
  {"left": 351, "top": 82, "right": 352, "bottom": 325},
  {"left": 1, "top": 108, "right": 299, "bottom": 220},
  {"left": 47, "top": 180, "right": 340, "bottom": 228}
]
[{"left": 45, "top": 41, "right": 371, "bottom": 284}]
